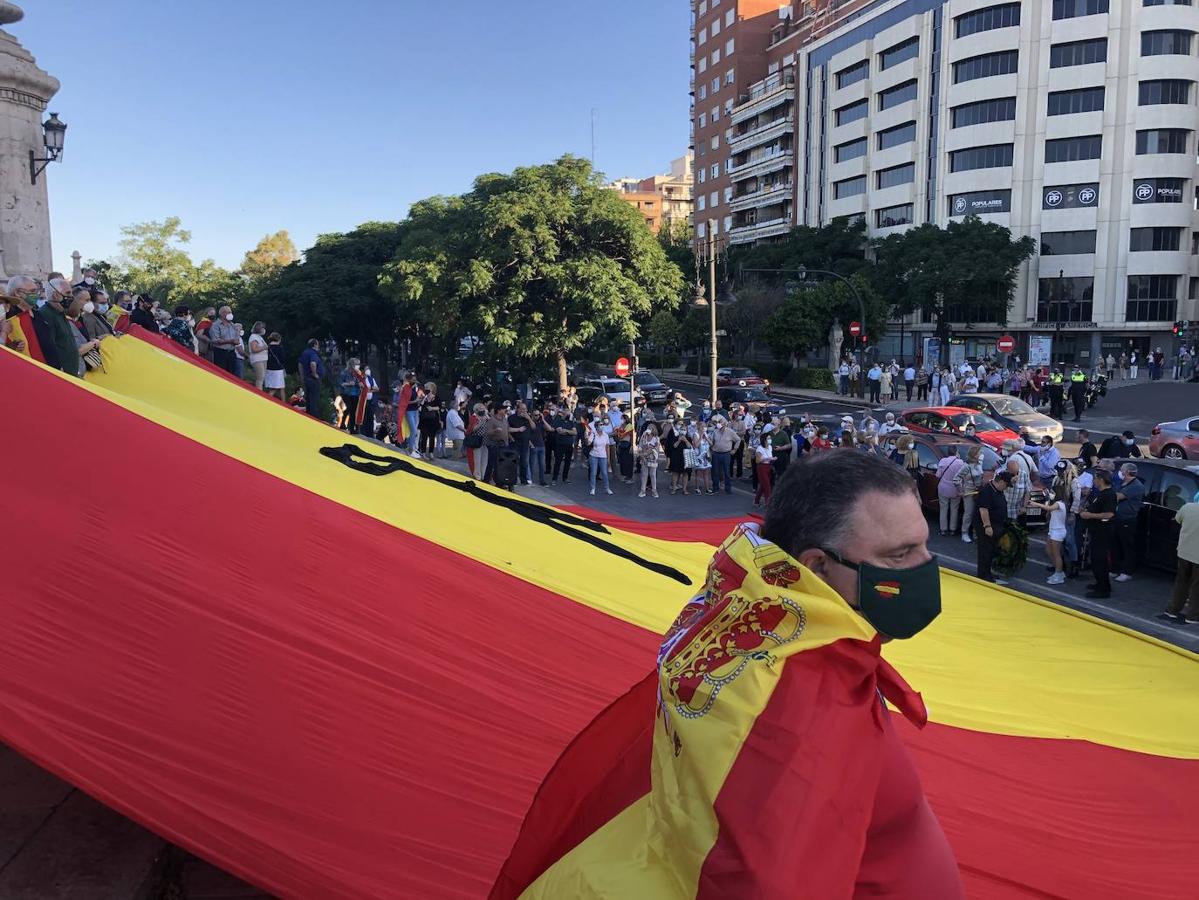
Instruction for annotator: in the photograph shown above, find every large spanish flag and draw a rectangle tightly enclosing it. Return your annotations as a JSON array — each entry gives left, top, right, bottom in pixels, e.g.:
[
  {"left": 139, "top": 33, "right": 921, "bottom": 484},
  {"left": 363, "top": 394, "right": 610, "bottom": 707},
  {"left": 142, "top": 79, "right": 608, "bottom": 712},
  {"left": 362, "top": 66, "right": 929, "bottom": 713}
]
[{"left": 0, "top": 333, "right": 1196, "bottom": 899}]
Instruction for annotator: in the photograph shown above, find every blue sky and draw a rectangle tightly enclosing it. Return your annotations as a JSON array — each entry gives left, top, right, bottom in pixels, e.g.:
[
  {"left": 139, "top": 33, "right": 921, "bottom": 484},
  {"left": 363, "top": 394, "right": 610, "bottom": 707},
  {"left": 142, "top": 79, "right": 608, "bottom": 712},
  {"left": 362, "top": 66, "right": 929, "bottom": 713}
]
[{"left": 17, "top": 0, "right": 689, "bottom": 272}]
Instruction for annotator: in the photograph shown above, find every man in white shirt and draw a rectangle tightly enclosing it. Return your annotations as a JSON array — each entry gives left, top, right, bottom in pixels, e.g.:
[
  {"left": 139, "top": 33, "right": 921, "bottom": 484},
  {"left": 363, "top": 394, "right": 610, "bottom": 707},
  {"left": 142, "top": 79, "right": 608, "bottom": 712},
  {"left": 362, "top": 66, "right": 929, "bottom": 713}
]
[
  {"left": 879, "top": 412, "right": 902, "bottom": 435},
  {"left": 976, "top": 362, "right": 987, "bottom": 381},
  {"left": 452, "top": 378, "right": 472, "bottom": 410},
  {"left": 903, "top": 365, "right": 916, "bottom": 401}
]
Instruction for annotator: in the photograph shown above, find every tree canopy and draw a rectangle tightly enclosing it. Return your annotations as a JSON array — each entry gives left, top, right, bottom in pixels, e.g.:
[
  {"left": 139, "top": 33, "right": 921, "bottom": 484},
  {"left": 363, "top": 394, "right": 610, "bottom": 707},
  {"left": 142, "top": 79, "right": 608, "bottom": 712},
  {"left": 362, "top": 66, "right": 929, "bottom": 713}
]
[
  {"left": 242, "top": 230, "right": 299, "bottom": 282},
  {"left": 380, "top": 155, "right": 684, "bottom": 388}
]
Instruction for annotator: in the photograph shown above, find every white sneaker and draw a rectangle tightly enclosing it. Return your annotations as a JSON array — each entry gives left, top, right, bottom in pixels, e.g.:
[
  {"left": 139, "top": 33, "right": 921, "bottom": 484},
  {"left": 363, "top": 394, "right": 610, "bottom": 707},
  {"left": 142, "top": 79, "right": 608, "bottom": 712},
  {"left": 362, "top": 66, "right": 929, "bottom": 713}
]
[
  {"left": 1047, "top": 572, "right": 1066, "bottom": 585},
  {"left": 409, "top": 449, "right": 422, "bottom": 459},
  {"left": 606, "top": 488, "right": 613, "bottom": 495},
  {"left": 961, "top": 533, "right": 973, "bottom": 543},
  {"left": 1114, "top": 573, "right": 1132, "bottom": 583},
  {"left": 994, "top": 578, "right": 1009, "bottom": 586},
  {"left": 639, "top": 491, "right": 646, "bottom": 498},
  {"left": 589, "top": 488, "right": 595, "bottom": 496},
  {"left": 652, "top": 491, "right": 659, "bottom": 498}
]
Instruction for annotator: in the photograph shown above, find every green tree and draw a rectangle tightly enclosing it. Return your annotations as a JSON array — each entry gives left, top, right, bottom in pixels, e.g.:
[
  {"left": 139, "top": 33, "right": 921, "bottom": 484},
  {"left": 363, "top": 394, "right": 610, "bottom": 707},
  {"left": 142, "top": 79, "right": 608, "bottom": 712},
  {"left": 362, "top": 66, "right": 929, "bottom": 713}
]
[
  {"left": 646, "top": 309, "right": 682, "bottom": 368},
  {"left": 764, "top": 274, "right": 885, "bottom": 367},
  {"left": 116, "top": 217, "right": 196, "bottom": 296},
  {"left": 873, "top": 217, "right": 1035, "bottom": 364},
  {"left": 381, "top": 155, "right": 684, "bottom": 389},
  {"left": 236, "top": 222, "right": 406, "bottom": 383},
  {"left": 241, "top": 230, "right": 300, "bottom": 282},
  {"left": 729, "top": 216, "right": 872, "bottom": 278}
]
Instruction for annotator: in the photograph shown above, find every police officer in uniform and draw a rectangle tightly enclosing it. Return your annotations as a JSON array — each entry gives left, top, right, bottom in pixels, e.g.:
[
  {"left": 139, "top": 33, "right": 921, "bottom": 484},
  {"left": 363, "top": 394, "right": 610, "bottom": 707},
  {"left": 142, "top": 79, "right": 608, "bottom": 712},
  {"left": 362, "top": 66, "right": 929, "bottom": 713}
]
[
  {"left": 1047, "top": 368, "right": 1065, "bottom": 419},
  {"left": 1068, "top": 365, "right": 1088, "bottom": 422}
]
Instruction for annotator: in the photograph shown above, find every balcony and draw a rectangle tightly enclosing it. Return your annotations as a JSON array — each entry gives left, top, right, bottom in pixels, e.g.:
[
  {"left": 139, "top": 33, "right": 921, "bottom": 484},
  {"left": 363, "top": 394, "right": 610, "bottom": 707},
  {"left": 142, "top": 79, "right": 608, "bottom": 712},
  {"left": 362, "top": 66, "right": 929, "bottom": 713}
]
[
  {"left": 729, "top": 114, "right": 795, "bottom": 153},
  {"left": 729, "top": 181, "right": 794, "bottom": 212},
  {"left": 730, "top": 148, "right": 794, "bottom": 182},
  {"left": 732, "top": 72, "right": 796, "bottom": 124},
  {"left": 729, "top": 215, "right": 794, "bottom": 245}
]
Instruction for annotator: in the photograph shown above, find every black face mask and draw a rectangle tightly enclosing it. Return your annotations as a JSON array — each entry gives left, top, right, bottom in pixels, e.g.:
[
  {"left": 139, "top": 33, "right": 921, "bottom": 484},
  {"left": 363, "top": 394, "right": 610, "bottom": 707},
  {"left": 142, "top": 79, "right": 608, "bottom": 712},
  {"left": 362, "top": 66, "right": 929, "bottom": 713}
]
[{"left": 820, "top": 548, "right": 942, "bottom": 639}]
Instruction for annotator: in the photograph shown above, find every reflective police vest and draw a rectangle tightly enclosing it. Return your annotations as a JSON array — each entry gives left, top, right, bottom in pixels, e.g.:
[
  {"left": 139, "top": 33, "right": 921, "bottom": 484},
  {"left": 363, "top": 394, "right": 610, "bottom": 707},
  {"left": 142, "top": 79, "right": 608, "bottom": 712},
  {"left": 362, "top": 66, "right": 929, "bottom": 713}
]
[{"left": 1070, "top": 371, "right": 1086, "bottom": 384}]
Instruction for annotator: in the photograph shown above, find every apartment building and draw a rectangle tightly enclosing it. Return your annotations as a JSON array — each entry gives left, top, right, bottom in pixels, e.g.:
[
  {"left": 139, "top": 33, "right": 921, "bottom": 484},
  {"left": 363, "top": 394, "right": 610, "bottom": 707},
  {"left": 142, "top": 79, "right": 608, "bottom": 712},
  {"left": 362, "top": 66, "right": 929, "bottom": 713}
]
[
  {"left": 694, "top": 0, "right": 1199, "bottom": 363},
  {"left": 611, "top": 154, "right": 694, "bottom": 234}
]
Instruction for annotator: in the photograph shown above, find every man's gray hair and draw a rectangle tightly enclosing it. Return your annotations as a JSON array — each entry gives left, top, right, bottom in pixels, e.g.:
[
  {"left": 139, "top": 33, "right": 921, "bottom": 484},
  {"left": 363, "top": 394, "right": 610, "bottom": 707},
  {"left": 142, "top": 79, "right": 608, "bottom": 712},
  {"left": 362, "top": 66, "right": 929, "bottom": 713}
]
[
  {"left": 1121, "top": 462, "right": 1138, "bottom": 476},
  {"left": 6, "top": 274, "right": 36, "bottom": 296},
  {"left": 47, "top": 276, "right": 71, "bottom": 299},
  {"left": 761, "top": 452, "right": 917, "bottom": 558}
]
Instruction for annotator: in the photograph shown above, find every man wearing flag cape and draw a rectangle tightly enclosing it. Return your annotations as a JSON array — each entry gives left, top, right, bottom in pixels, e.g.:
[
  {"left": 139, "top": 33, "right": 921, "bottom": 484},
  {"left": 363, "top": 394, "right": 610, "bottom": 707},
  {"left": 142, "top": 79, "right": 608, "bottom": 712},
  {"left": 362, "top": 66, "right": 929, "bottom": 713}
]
[{"left": 494, "top": 451, "right": 963, "bottom": 899}]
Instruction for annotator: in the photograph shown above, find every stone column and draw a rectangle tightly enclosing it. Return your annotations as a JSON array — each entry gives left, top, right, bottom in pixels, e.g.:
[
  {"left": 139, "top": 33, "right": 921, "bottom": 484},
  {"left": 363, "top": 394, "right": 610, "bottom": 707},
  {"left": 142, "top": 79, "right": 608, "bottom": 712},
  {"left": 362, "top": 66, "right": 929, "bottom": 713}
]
[{"left": 0, "top": 3, "right": 59, "bottom": 278}]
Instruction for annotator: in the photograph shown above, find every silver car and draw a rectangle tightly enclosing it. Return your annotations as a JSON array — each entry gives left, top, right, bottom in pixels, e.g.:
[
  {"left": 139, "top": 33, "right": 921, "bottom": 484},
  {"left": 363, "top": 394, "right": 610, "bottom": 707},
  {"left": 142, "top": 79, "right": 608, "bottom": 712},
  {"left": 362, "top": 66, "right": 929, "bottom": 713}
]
[{"left": 947, "top": 393, "right": 1064, "bottom": 443}]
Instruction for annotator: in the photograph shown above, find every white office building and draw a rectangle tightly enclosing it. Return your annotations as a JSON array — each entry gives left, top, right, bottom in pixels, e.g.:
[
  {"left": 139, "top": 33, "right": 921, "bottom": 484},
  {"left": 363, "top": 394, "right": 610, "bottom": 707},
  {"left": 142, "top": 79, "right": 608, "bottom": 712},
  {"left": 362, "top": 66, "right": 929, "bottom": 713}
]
[{"left": 714, "top": 0, "right": 1199, "bottom": 365}]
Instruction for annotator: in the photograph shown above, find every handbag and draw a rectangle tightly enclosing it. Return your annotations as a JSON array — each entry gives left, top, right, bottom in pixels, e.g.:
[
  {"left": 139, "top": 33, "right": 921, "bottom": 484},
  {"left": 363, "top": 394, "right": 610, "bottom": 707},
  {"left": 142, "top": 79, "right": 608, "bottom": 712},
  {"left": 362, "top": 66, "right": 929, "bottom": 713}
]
[
  {"left": 82, "top": 347, "right": 104, "bottom": 372},
  {"left": 683, "top": 447, "right": 699, "bottom": 469},
  {"left": 464, "top": 432, "right": 484, "bottom": 449}
]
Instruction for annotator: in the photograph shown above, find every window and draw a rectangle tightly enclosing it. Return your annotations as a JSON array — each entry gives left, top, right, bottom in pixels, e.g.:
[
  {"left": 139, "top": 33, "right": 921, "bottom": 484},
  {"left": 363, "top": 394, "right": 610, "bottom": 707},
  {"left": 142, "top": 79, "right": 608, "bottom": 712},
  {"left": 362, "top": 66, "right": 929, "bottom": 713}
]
[
  {"left": 1145, "top": 0, "right": 1192, "bottom": 5},
  {"left": 1043, "top": 183, "right": 1100, "bottom": 208},
  {"left": 1142, "top": 30, "right": 1194, "bottom": 56},
  {"left": 696, "top": 222, "right": 706, "bottom": 238},
  {"left": 836, "top": 98, "right": 869, "bottom": 125},
  {"left": 876, "top": 162, "right": 915, "bottom": 189},
  {"left": 724, "top": 187, "right": 733, "bottom": 203},
  {"left": 880, "top": 36, "right": 920, "bottom": 69},
  {"left": 712, "top": 48, "right": 721, "bottom": 64},
  {"left": 725, "top": 98, "right": 733, "bottom": 114},
  {"left": 876, "top": 203, "right": 914, "bottom": 227},
  {"left": 951, "top": 97, "right": 1016, "bottom": 128},
  {"left": 949, "top": 143, "right": 1014, "bottom": 172},
  {"left": 699, "top": 84, "right": 707, "bottom": 100},
  {"left": 1040, "top": 230, "right": 1097, "bottom": 255},
  {"left": 710, "top": 135, "right": 719, "bottom": 149},
  {"left": 878, "top": 79, "right": 918, "bottom": 110},
  {"left": 711, "top": 19, "right": 721, "bottom": 36},
  {"left": 1129, "top": 227, "right": 1183, "bottom": 251},
  {"left": 697, "top": 196, "right": 706, "bottom": 211},
  {"left": 712, "top": 77, "right": 720, "bottom": 93},
  {"left": 877, "top": 120, "right": 917, "bottom": 149},
  {"left": 1193, "top": 232, "right": 1199, "bottom": 254},
  {"left": 712, "top": 106, "right": 720, "bottom": 122},
  {"left": 699, "top": 112, "right": 707, "bottom": 127},
  {"left": 955, "top": 2, "right": 1021, "bottom": 37},
  {"left": 1133, "top": 177, "right": 1186, "bottom": 203},
  {"left": 953, "top": 50, "right": 1018, "bottom": 83},
  {"left": 710, "top": 163, "right": 719, "bottom": 178},
  {"left": 698, "top": 27, "right": 707, "bottom": 45},
  {"left": 834, "top": 175, "right": 867, "bottom": 198},
  {"left": 699, "top": 57, "right": 708, "bottom": 74},
  {"left": 1050, "top": 38, "right": 1107, "bottom": 67},
  {"left": 725, "top": 69, "right": 735, "bottom": 85},
  {"left": 1036, "top": 277, "right": 1094, "bottom": 323},
  {"left": 726, "top": 38, "right": 734, "bottom": 55},
  {"left": 1052, "top": 0, "right": 1109, "bottom": 19},
  {"left": 1127, "top": 275, "right": 1178, "bottom": 321},
  {"left": 835, "top": 137, "right": 867, "bottom": 162},
  {"left": 725, "top": 9, "right": 735, "bottom": 26},
  {"left": 1047, "top": 87, "right": 1105, "bottom": 115},
  {"left": 1137, "top": 129, "right": 1190, "bottom": 154},
  {"left": 1045, "top": 135, "right": 1102, "bottom": 162},
  {"left": 836, "top": 59, "right": 869, "bottom": 88},
  {"left": 710, "top": 191, "right": 718, "bottom": 207},
  {"left": 1139, "top": 79, "right": 1192, "bottom": 105},
  {"left": 949, "top": 189, "right": 1011, "bottom": 215}
]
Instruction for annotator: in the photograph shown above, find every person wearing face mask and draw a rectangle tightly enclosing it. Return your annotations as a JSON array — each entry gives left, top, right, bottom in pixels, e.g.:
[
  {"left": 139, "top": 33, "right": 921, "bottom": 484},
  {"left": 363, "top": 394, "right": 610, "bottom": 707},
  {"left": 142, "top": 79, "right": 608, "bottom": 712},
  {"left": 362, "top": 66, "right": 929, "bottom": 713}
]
[
  {"left": 1036, "top": 436, "right": 1061, "bottom": 483},
  {"left": 207, "top": 305, "right": 240, "bottom": 374},
  {"left": 164, "top": 305, "right": 197, "bottom": 352},
  {"left": 710, "top": 416, "right": 735, "bottom": 494},
  {"left": 878, "top": 412, "right": 901, "bottom": 435},
  {"left": 127, "top": 293, "right": 160, "bottom": 334},
  {"left": 1, "top": 276, "right": 35, "bottom": 357},
  {"left": 34, "top": 277, "right": 84, "bottom": 376},
  {"left": 247, "top": 321, "right": 269, "bottom": 390},
  {"left": 76, "top": 288, "right": 114, "bottom": 342},
  {"left": 954, "top": 445, "right": 985, "bottom": 543},
  {"left": 1079, "top": 468, "right": 1118, "bottom": 598}
]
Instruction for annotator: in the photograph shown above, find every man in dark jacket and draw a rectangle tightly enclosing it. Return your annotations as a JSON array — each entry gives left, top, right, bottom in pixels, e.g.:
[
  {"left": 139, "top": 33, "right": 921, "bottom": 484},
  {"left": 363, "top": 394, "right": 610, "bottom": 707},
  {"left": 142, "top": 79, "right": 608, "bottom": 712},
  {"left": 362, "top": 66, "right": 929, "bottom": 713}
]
[
  {"left": 129, "top": 294, "right": 161, "bottom": 333},
  {"left": 34, "top": 277, "right": 80, "bottom": 376}
]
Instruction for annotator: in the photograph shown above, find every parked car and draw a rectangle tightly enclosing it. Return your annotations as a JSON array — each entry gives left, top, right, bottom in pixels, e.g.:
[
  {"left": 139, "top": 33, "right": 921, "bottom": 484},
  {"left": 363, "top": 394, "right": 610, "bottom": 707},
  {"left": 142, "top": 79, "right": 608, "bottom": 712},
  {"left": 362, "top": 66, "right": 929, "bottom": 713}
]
[
  {"left": 877, "top": 432, "right": 1047, "bottom": 522},
  {"left": 948, "top": 393, "right": 1064, "bottom": 443},
  {"left": 1149, "top": 417, "right": 1199, "bottom": 460},
  {"left": 717, "top": 386, "right": 786, "bottom": 417},
  {"left": 896, "top": 406, "right": 1019, "bottom": 450},
  {"left": 1109, "top": 458, "right": 1199, "bottom": 572},
  {"left": 716, "top": 367, "right": 770, "bottom": 390},
  {"left": 531, "top": 379, "right": 561, "bottom": 402},
  {"left": 633, "top": 369, "right": 671, "bottom": 405},
  {"left": 579, "top": 377, "right": 640, "bottom": 406}
]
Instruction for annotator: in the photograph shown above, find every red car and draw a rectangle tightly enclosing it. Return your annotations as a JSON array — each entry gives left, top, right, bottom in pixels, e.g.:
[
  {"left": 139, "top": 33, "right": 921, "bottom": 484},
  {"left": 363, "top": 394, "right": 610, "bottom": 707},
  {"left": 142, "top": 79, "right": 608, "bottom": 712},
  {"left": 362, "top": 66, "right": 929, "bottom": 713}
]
[
  {"left": 716, "top": 367, "right": 770, "bottom": 390},
  {"left": 896, "top": 406, "right": 1019, "bottom": 450}
]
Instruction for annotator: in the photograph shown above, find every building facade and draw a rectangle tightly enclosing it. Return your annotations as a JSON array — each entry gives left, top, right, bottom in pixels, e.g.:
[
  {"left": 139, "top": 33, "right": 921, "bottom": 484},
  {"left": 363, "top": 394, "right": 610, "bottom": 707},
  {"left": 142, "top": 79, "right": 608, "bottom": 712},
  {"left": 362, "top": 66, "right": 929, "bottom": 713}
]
[
  {"left": 693, "top": 0, "right": 1199, "bottom": 365},
  {"left": 611, "top": 153, "right": 694, "bottom": 234}
]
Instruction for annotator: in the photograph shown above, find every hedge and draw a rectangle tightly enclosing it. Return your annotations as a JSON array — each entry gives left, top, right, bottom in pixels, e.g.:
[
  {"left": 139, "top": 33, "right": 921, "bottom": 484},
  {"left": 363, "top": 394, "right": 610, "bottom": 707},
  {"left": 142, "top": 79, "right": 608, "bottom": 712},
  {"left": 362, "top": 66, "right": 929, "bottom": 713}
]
[{"left": 783, "top": 367, "right": 836, "bottom": 391}]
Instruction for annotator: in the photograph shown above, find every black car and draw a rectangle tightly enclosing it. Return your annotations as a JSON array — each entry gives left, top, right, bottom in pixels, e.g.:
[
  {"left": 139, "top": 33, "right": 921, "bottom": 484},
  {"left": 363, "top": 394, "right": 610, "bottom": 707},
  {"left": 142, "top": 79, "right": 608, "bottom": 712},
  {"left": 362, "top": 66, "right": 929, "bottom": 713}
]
[
  {"left": 1110, "top": 457, "right": 1199, "bottom": 573},
  {"left": 633, "top": 369, "right": 671, "bottom": 405},
  {"left": 717, "top": 386, "right": 786, "bottom": 417}
]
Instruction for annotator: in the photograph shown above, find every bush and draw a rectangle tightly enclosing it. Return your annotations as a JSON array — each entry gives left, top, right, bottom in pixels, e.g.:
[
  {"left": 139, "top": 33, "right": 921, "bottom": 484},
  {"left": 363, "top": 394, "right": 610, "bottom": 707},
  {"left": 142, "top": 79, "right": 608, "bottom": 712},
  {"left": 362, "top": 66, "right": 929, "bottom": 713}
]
[{"left": 783, "top": 367, "right": 836, "bottom": 391}]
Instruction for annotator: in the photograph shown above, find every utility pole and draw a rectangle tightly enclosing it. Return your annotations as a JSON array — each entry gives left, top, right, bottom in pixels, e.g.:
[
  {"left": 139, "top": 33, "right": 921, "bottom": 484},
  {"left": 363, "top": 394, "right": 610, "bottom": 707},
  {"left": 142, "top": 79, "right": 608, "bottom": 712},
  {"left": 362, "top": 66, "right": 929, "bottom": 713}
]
[{"left": 708, "top": 218, "right": 718, "bottom": 406}]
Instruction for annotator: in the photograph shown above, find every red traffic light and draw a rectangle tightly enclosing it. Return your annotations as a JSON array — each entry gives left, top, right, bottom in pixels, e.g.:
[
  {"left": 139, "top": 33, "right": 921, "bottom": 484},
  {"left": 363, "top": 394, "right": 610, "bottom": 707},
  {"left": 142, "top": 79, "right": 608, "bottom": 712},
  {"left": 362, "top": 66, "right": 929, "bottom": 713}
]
[{"left": 615, "top": 356, "right": 630, "bottom": 377}]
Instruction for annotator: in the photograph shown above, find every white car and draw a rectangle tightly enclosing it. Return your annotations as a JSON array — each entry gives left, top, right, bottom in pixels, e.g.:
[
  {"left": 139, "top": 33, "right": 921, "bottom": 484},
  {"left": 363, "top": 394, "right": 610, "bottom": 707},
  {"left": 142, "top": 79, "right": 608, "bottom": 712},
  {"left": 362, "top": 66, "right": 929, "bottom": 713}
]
[{"left": 580, "top": 377, "right": 641, "bottom": 406}]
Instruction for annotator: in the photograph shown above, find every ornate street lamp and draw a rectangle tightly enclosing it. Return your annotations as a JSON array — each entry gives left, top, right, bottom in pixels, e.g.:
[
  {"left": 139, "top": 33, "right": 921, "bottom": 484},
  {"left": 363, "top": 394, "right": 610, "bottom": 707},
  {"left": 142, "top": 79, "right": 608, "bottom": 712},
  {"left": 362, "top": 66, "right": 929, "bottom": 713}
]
[{"left": 30, "top": 112, "right": 67, "bottom": 185}]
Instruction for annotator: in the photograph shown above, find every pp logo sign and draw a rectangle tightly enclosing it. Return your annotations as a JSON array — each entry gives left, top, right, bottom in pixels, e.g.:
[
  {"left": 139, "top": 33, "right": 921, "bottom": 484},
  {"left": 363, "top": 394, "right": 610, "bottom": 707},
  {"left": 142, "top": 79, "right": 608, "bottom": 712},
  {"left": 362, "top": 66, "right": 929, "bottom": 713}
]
[
  {"left": 1045, "top": 190, "right": 1063, "bottom": 207},
  {"left": 1135, "top": 182, "right": 1155, "bottom": 202},
  {"left": 1078, "top": 187, "right": 1097, "bottom": 205},
  {"left": 953, "top": 197, "right": 967, "bottom": 215}
]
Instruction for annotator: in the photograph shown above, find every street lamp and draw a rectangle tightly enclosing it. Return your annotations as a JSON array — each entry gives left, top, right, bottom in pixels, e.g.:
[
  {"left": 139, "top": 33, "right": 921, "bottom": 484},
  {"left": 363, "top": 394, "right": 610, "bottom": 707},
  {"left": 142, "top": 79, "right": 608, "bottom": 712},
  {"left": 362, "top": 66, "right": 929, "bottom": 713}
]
[
  {"left": 29, "top": 112, "right": 66, "bottom": 185},
  {"left": 741, "top": 263, "right": 869, "bottom": 363},
  {"left": 691, "top": 217, "right": 737, "bottom": 405}
]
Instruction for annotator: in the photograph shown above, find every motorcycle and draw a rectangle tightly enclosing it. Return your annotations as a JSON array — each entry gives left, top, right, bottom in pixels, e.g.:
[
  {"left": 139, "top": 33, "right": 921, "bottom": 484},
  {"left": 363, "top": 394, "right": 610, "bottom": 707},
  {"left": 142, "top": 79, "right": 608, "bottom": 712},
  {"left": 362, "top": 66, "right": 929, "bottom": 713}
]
[{"left": 1086, "top": 372, "right": 1107, "bottom": 408}]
